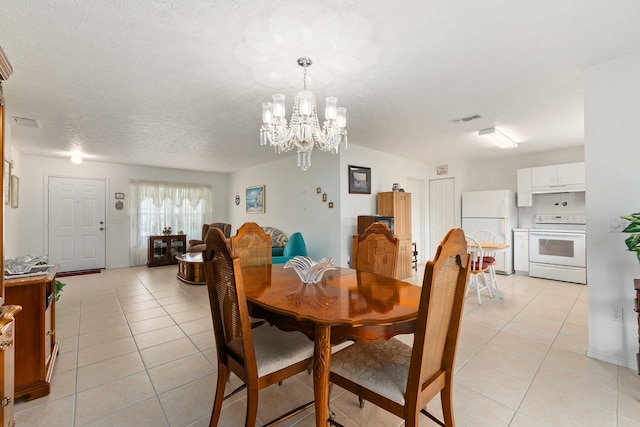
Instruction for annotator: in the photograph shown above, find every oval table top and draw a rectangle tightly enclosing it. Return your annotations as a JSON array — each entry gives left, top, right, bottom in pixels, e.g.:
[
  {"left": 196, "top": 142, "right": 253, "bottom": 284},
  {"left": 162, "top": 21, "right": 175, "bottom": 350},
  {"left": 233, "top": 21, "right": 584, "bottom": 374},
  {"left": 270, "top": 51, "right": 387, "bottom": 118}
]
[{"left": 241, "top": 263, "right": 422, "bottom": 329}]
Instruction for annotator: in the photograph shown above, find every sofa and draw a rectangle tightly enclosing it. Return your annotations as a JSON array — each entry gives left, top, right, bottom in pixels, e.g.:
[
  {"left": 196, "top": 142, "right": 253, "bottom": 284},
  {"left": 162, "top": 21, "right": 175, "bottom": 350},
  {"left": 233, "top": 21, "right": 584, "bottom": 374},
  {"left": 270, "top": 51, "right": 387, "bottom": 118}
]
[
  {"left": 263, "top": 226, "right": 289, "bottom": 257},
  {"left": 272, "top": 232, "right": 308, "bottom": 264},
  {"left": 262, "top": 227, "right": 308, "bottom": 263}
]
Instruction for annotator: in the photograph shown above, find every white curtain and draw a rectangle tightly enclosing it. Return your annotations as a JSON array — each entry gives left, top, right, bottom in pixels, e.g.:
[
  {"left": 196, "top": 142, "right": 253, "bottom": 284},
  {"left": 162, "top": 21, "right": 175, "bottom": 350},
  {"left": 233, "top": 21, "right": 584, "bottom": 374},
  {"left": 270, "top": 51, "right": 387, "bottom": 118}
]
[{"left": 129, "top": 180, "right": 214, "bottom": 266}]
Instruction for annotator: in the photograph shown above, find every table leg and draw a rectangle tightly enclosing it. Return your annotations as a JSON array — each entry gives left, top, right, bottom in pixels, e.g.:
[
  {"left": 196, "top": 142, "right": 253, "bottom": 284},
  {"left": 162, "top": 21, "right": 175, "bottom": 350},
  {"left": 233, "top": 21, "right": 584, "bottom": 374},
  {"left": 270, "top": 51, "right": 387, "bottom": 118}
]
[{"left": 313, "top": 324, "right": 331, "bottom": 427}]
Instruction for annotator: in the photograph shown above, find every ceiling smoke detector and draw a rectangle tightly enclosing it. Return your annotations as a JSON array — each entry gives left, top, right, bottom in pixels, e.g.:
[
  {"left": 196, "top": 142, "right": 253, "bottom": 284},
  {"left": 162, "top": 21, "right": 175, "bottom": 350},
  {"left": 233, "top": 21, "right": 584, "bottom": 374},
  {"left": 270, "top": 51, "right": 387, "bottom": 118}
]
[
  {"left": 13, "top": 116, "right": 39, "bottom": 128},
  {"left": 450, "top": 114, "right": 481, "bottom": 124}
]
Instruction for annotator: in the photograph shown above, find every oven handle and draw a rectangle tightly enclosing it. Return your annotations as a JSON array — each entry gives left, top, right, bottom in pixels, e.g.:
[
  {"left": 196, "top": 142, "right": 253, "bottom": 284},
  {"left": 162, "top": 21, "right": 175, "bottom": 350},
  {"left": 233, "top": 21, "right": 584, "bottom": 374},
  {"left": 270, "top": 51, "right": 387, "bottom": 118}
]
[{"left": 530, "top": 231, "right": 585, "bottom": 238}]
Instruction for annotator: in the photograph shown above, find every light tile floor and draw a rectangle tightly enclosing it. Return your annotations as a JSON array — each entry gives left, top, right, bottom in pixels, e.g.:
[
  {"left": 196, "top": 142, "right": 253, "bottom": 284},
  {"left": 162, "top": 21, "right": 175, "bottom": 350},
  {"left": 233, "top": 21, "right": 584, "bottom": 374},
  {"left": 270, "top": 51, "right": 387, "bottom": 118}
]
[{"left": 13, "top": 265, "right": 640, "bottom": 426}]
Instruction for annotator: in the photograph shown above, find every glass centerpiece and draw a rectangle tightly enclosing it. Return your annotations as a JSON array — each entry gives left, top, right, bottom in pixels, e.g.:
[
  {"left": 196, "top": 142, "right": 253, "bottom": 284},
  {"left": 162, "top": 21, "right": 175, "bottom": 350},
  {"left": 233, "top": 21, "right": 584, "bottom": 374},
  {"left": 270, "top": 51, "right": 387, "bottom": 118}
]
[{"left": 284, "top": 256, "right": 337, "bottom": 284}]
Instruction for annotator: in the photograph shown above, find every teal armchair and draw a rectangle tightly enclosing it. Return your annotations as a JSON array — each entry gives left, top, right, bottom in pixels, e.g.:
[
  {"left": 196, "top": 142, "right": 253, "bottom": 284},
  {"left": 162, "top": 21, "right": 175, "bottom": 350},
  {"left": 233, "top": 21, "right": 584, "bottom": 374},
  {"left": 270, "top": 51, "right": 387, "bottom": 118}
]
[{"left": 273, "top": 232, "right": 307, "bottom": 264}]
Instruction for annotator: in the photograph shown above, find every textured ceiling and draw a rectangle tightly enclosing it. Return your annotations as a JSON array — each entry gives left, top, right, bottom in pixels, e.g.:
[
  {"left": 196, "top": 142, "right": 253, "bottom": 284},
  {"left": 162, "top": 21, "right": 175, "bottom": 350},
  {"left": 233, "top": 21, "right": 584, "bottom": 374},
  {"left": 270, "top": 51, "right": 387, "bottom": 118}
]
[{"left": 2, "top": 1, "right": 640, "bottom": 172}]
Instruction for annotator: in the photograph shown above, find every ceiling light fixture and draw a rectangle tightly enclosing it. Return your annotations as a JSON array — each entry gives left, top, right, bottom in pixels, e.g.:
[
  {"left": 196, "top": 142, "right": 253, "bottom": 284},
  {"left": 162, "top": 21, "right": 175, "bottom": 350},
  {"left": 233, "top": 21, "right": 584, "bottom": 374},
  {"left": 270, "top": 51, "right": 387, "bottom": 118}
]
[
  {"left": 70, "top": 155, "right": 83, "bottom": 164},
  {"left": 478, "top": 128, "right": 518, "bottom": 149},
  {"left": 260, "top": 57, "right": 347, "bottom": 171}
]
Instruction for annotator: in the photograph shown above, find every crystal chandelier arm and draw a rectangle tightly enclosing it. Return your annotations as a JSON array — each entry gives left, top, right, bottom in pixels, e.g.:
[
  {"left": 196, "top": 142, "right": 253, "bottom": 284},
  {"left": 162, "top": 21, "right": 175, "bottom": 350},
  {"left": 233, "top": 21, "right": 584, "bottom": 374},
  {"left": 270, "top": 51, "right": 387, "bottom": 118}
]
[{"left": 259, "top": 57, "right": 347, "bottom": 170}]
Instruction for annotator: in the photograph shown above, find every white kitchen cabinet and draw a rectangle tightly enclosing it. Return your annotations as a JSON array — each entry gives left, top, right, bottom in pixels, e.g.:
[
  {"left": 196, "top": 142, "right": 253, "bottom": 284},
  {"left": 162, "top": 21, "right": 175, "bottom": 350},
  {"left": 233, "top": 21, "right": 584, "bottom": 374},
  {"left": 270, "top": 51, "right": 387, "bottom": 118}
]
[
  {"left": 516, "top": 168, "right": 532, "bottom": 207},
  {"left": 530, "top": 162, "right": 585, "bottom": 193},
  {"left": 557, "top": 162, "right": 585, "bottom": 186},
  {"left": 531, "top": 165, "right": 557, "bottom": 187},
  {"left": 513, "top": 229, "right": 529, "bottom": 273}
]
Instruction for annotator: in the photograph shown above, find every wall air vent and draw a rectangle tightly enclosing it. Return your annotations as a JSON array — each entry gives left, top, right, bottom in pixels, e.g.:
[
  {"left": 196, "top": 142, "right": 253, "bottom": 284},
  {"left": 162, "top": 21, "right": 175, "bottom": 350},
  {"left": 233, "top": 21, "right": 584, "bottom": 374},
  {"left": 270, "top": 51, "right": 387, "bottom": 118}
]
[
  {"left": 13, "top": 116, "right": 39, "bottom": 128},
  {"left": 450, "top": 114, "right": 481, "bottom": 124}
]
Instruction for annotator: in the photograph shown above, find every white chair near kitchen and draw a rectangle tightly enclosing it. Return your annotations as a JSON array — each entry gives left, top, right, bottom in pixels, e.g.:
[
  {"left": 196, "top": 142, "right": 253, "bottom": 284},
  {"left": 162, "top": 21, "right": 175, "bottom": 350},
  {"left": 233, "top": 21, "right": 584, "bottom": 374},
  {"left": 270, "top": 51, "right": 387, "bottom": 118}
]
[
  {"left": 471, "top": 230, "right": 500, "bottom": 293},
  {"left": 465, "top": 235, "right": 493, "bottom": 304}
]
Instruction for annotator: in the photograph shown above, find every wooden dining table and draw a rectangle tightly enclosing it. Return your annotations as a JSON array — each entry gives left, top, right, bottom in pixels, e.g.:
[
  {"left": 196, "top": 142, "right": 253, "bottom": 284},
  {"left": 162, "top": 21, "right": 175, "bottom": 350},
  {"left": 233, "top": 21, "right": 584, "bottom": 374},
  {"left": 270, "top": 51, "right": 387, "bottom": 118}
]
[{"left": 241, "top": 263, "right": 422, "bottom": 427}]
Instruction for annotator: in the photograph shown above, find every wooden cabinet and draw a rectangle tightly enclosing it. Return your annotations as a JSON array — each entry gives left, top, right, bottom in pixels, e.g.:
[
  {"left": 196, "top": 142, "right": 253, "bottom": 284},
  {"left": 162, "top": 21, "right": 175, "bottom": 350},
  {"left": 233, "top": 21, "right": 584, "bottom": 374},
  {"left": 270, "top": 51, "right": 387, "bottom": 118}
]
[
  {"left": 147, "top": 234, "right": 186, "bottom": 267},
  {"left": 377, "top": 192, "right": 412, "bottom": 279},
  {"left": 513, "top": 230, "right": 529, "bottom": 273},
  {"left": 0, "top": 306, "right": 20, "bottom": 427},
  {"left": 4, "top": 267, "right": 58, "bottom": 401}
]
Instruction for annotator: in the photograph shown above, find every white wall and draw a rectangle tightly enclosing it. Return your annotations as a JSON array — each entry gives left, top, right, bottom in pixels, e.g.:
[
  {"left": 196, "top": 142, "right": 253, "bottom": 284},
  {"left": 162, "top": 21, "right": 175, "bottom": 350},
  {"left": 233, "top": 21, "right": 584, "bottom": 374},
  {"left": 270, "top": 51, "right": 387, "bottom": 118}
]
[
  {"left": 229, "top": 145, "right": 430, "bottom": 268},
  {"left": 465, "top": 147, "right": 584, "bottom": 192},
  {"left": 584, "top": 51, "right": 640, "bottom": 369},
  {"left": 229, "top": 150, "right": 342, "bottom": 263},
  {"left": 339, "top": 145, "right": 429, "bottom": 266},
  {"left": 4, "top": 143, "right": 22, "bottom": 259},
  {"left": 10, "top": 154, "right": 229, "bottom": 269}
]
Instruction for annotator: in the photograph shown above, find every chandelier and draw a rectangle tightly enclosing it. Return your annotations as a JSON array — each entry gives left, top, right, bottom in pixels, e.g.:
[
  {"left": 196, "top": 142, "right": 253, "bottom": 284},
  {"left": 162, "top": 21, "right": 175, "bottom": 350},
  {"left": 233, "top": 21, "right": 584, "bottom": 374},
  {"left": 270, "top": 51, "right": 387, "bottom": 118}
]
[{"left": 260, "top": 57, "right": 347, "bottom": 171}]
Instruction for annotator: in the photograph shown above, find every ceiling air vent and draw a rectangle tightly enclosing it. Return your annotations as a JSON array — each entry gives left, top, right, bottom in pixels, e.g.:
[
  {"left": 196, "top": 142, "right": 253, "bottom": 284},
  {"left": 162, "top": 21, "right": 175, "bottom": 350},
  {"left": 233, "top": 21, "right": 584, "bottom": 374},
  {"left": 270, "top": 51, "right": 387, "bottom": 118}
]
[
  {"left": 13, "top": 116, "right": 39, "bottom": 128},
  {"left": 450, "top": 114, "right": 481, "bottom": 124}
]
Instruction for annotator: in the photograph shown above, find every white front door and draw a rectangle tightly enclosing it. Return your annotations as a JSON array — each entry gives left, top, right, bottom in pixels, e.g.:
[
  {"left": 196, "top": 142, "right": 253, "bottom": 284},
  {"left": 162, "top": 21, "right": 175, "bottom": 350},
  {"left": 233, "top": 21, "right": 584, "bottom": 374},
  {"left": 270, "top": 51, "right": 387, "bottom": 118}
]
[{"left": 48, "top": 177, "right": 106, "bottom": 272}]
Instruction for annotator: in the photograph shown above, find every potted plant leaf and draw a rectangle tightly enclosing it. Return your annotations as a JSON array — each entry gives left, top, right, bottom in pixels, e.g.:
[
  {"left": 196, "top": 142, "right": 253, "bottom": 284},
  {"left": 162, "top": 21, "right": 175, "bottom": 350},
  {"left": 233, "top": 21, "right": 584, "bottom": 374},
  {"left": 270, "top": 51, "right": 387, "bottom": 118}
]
[
  {"left": 55, "top": 279, "right": 67, "bottom": 301},
  {"left": 621, "top": 213, "right": 640, "bottom": 262}
]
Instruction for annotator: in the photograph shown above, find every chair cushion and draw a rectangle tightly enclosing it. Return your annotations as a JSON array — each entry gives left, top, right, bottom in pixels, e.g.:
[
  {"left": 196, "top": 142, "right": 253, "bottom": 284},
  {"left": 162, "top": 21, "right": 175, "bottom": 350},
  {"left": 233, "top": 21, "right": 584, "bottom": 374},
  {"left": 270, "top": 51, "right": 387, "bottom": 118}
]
[
  {"left": 482, "top": 256, "right": 496, "bottom": 264},
  {"left": 470, "top": 260, "right": 490, "bottom": 270},
  {"left": 251, "top": 324, "right": 314, "bottom": 377},
  {"left": 330, "top": 338, "right": 412, "bottom": 405},
  {"left": 272, "top": 247, "right": 285, "bottom": 257},
  {"left": 263, "top": 227, "right": 288, "bottom": 248}
]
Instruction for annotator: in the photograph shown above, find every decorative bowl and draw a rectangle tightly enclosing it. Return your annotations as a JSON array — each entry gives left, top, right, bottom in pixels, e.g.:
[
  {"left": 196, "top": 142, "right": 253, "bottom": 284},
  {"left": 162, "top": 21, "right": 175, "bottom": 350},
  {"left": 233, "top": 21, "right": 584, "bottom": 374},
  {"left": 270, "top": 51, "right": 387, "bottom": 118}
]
[{"left": 284, "top": 256, "right": 337, "bottom": 284}]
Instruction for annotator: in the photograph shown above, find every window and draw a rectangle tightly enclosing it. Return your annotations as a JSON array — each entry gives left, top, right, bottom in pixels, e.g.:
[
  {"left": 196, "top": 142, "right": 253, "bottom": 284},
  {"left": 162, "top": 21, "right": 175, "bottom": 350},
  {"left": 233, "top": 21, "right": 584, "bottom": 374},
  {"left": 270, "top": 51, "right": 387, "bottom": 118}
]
[{"left": 129, "top": 180, "right": 213, "bottom": 265}]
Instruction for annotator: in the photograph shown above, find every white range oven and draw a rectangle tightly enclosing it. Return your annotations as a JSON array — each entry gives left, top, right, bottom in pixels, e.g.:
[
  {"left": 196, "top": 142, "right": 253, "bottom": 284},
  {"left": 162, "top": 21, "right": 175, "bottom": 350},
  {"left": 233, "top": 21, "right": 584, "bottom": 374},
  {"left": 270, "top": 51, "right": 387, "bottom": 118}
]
[{"left": 529, "top": 214, "right": 586, "bottom": 284}]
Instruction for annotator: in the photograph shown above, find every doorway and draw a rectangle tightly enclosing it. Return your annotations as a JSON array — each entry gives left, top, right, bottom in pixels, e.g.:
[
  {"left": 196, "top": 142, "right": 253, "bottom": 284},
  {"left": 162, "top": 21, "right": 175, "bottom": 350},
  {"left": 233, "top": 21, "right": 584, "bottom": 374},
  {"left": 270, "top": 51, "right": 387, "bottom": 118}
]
[
  {"left": 429, "top": 178, "right": 455, "bottom": 259},
  {"left": 48, "top": 177, "right": 106, "bottom": 272}
]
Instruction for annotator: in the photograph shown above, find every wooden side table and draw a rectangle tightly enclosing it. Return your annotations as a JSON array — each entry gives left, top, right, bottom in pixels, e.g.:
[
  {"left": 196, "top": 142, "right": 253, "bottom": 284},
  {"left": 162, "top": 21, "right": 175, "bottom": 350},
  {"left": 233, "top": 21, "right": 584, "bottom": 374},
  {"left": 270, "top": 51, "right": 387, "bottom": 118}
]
[
  {"left": 634, "top": 279, "right": 640, "bottom": 374},
  {"left": 0, "top": 305, "right": 22, "bottom": 427},
  {"left": 176, "top": 253, "right": 206, "bottom": 285},
  {"left": 4, "top": 266, "right": 59, "bottom": 401}
]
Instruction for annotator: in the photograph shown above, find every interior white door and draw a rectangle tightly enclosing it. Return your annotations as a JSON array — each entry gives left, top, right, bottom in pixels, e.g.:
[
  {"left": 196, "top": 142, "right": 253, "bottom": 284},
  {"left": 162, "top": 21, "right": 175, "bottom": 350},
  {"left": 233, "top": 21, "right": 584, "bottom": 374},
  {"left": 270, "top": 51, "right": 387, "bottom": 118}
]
[
  {"left": 429, "top": 178, "right": 455, "bottom": 260},
  {"left": 48, "top": 177, "right": 106, "bottom": 272}
]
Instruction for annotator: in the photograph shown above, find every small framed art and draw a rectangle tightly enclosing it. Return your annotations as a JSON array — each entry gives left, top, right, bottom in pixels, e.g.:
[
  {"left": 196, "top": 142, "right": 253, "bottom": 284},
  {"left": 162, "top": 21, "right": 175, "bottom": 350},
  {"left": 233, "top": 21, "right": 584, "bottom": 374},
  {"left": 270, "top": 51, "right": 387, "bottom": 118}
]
[
  {"left": 246, "top": 185, "right": 265, "bottom": 214},
  {"left": 10, "top": 175, "right": 19, "bottom": 208},
  {"left": 348, "top": 165, "right": 371, "bottom": 194}
]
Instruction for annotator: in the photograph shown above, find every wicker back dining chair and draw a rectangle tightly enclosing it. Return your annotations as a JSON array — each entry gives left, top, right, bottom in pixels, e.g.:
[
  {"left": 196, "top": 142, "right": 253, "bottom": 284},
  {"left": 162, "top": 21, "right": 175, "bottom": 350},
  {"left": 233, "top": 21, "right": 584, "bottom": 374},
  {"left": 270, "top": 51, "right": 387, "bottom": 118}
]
[
  {"left": 328, "top": 228, "right": 470, "bottom": 427},
  {"left": 352, "top": 222, "right": 400, "bottom": 279},
  {"left": 202, "top": 227, "right": 315, "bottom": 426},
  {"left": 230, "top": 222, "right": 272, "bottom": 267}
]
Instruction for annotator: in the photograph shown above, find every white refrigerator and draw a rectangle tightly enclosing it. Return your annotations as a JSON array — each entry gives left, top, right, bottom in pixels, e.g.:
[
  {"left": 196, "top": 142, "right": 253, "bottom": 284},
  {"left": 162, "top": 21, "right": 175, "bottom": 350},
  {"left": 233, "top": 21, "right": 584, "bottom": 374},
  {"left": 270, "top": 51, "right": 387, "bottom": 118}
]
[{"left": 462, "top": 190, "right": 517, "bottom": 275}]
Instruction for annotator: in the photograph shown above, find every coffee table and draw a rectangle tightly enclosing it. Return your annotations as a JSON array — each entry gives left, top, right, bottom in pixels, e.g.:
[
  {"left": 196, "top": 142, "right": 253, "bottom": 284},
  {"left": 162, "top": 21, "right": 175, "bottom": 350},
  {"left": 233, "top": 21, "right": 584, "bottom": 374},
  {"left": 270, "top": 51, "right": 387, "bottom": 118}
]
[{"left": 176, "top": 253, "right": 205, "bottom": 285}]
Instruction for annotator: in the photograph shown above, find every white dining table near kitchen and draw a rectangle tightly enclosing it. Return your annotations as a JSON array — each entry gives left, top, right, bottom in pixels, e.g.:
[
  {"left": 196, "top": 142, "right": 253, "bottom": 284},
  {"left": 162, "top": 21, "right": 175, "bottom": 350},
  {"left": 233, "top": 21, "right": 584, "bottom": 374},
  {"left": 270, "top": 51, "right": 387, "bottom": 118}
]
[{"left": 466, "top": 241, "right": 509, "bottom": 299}]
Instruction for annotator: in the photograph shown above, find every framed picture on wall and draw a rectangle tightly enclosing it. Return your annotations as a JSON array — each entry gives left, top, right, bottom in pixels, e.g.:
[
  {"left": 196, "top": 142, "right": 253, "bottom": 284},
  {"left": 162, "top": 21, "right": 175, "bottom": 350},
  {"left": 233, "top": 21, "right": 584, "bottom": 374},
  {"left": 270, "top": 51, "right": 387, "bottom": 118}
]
[
  {"left": 246, "top": 185, "right": 265, "bottom": 214},
  {"left": 348, "top": 165, "right": 371, "bottom": 194},
  {"left": 10, "top": 175, "right": 19, "bottom": 208},
  {"left": 3, "top": 160, "right": 10, "bottom": 205}
]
